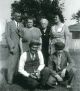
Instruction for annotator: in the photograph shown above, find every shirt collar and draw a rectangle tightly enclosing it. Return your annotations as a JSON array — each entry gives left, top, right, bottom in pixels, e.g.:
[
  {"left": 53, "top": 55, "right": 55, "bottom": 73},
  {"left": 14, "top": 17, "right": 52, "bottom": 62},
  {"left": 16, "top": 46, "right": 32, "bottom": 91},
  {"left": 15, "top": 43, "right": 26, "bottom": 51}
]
[{"left": 14, "top": 20, "right": 17, "bottom": 26}]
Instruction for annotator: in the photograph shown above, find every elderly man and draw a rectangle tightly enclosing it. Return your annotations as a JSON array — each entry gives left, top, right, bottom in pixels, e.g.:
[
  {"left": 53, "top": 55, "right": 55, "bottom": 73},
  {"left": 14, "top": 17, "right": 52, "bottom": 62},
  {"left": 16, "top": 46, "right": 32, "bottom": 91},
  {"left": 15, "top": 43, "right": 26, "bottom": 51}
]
[
  {"left": 17, "top": 40, "right": 45, "bottom": 90},
  {"left": 40, "top": 18, "right": 50, "bottom": 66},
  {"left": 6, "top": 11, "right": 23, "bottom": 84},
  {"left": 41, "top": 41, "right": 76, "bottom": 88}
]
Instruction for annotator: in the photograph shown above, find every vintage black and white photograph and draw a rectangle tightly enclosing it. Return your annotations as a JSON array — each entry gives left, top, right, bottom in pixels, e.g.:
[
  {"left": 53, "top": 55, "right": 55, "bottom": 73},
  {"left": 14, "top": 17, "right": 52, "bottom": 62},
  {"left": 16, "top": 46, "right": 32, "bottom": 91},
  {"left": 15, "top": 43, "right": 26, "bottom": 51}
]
[{"left": 0, "top": 0, "right": 80, "bottom": 91}]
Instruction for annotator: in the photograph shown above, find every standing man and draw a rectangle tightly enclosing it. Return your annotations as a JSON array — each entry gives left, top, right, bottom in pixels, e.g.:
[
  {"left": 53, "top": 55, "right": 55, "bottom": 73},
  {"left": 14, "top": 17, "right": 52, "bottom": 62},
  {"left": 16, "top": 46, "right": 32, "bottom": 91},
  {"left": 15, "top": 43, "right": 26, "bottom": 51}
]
[
  {"left": 40, "top": 18, "right": 50, "bottom": 66},
  {"left": 6, "top": 11, "right": 23, "bottom": 84}
]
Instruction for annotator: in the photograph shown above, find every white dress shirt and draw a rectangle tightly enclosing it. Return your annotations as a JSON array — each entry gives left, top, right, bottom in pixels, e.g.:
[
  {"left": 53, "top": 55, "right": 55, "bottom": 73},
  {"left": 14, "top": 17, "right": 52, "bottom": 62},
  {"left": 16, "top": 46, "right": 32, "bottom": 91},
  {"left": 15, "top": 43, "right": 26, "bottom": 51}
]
[
  {"left": 14, "top": 20, "right": 19, "bottom": 27},
  {"left": 18, "top": 50, "right": 45, "bottom": 77}
]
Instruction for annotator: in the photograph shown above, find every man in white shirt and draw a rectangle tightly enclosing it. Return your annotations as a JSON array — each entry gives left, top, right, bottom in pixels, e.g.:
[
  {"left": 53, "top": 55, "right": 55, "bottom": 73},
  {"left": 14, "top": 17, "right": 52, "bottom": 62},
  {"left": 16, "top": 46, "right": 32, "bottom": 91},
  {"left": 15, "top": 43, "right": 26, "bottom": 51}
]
[{"left": 18, "top": 40, "right": 45, "bottom": 89}]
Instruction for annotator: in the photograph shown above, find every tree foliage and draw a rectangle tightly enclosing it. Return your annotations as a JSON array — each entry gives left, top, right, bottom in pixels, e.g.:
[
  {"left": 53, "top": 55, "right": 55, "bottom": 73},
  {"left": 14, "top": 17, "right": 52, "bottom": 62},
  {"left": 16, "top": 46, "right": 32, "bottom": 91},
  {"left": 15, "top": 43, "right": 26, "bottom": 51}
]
[
  {"left": 72, "top": 10, "right": 80, "bottom": 23},
  {"left": 11, "top": 0, "right": 64, "bottom": 26}
]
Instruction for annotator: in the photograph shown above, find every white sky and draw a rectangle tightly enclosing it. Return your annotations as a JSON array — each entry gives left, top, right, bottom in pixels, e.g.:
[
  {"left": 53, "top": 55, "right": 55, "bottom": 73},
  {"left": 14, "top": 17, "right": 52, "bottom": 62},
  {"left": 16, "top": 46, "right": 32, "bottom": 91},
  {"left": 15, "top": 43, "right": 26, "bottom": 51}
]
[
  {"left": 0, "top": 0, "right": 19, "bottom": 41},
  {"left": 63, "top": 0, "right": 80, "bottom": 25},
  {"left": 0, "top": 0, "right": 80, "bottom": 40}
]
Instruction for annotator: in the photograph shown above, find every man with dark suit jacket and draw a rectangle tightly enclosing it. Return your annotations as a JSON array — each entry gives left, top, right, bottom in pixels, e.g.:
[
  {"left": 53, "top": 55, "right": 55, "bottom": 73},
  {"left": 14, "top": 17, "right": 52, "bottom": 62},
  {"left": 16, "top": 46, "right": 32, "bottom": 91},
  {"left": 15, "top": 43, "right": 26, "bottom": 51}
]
[
  {"left": 40, "top": 18, "right": 50, "bottom": 66},
  {"left": 41, "top": 41, "right": 76, "bottom": 88},
  {"left": 6, "top": 12, "right": 23, "bottom": 84}
]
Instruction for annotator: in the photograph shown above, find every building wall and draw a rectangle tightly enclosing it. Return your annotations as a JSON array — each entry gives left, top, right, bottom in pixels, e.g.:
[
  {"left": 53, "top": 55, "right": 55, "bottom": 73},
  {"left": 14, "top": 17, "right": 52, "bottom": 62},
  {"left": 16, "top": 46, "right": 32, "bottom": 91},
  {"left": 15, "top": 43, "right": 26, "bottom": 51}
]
[
  {"left": 72, "top": 31, "right": 80, "bottom": 39},
  {"left": 69, "top": 39, "right": 80, "bottom": 49},
  {"left": 69, "top": 31, "right": 80, "bottom": 50}
]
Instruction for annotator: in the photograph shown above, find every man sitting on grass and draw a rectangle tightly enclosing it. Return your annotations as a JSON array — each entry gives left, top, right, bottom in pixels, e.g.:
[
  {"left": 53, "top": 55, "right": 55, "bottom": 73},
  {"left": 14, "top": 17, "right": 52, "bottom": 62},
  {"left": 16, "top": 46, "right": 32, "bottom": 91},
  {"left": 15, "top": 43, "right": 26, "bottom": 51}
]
[
  {"left": 18, "top": 40, "right": 45, "bottom": 90},
  {"left": 41, "top": 41, "right": 76, "bottom": 89}
]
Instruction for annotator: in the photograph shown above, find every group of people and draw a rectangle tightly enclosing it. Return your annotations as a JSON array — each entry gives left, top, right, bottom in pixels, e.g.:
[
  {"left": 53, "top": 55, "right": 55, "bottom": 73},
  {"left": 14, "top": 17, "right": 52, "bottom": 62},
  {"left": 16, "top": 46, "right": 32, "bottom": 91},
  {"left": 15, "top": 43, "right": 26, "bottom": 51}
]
[{"left": 6, "top": 11, "right": 76, "bottom": 90}]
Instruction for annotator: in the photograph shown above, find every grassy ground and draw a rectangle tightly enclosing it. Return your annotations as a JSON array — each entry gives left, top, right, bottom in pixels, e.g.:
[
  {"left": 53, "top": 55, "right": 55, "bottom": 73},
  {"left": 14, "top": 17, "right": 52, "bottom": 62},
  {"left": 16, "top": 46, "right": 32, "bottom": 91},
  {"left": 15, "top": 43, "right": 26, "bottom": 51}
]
[
  {"left": 0, "top": 84, "right": 70, "bottom": 91},
  {"left": 69, "top": 51, "right": 80, "bottom": 91},
  {"left": 0, "top": 47, "right": 80, "bottom": 91}
]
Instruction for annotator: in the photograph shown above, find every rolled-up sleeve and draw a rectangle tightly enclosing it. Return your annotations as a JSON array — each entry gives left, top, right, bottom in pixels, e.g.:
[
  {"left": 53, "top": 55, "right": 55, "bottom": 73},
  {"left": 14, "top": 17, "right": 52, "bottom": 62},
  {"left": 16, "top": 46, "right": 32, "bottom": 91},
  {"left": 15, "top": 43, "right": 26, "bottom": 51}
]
[
  {"left": 37, "top": 50, "right": 45, "bottom": 71},
  {"left": 18, "top": 52, "right": 30, "bottom": 77}
]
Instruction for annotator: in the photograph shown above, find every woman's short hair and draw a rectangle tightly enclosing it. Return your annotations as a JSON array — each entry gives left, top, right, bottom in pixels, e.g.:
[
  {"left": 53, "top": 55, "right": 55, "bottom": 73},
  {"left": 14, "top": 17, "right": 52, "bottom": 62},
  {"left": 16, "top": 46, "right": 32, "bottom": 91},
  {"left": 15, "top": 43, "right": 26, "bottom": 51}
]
[{"left": 27, "top": 16, "right": 35, "bottom": 22}]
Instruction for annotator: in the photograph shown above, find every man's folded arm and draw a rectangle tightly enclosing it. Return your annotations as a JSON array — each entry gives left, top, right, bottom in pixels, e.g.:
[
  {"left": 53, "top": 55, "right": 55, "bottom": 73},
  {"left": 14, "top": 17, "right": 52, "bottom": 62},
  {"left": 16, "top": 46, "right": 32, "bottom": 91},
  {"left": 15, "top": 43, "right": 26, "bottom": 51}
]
[
  {"left": 65, "top": 51, "right": 76, "bottom": 72},
  {"left": 48, "top": 56, "right": 57, "bottom": 76}
]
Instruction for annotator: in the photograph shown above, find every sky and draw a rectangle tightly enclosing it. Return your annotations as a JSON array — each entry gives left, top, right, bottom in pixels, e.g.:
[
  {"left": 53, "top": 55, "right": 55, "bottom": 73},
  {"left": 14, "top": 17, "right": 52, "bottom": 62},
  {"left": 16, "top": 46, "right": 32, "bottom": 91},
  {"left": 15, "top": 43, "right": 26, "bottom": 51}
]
[
  {"left": 63, "top": 0, "right": 80, "bottom": 25},
  {"left": 0, "top": 0, "right": 80, "bottom": 40}
]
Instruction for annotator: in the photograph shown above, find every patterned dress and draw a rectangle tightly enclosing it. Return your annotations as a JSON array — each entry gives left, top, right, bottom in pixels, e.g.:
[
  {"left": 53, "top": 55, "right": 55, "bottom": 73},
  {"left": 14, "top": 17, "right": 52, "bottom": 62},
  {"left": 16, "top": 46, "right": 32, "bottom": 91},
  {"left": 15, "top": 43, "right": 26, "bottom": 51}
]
[{"left": 49, "top": 24, "right": 70, "bottom": 54}]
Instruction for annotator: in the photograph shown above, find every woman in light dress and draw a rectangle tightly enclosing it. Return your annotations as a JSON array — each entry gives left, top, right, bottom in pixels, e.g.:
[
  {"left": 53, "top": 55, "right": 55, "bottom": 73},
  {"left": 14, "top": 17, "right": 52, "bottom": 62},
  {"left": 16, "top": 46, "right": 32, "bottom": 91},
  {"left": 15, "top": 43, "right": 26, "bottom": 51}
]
[{"left": 49, "top": 13, "right": 70, "bottom": 54}]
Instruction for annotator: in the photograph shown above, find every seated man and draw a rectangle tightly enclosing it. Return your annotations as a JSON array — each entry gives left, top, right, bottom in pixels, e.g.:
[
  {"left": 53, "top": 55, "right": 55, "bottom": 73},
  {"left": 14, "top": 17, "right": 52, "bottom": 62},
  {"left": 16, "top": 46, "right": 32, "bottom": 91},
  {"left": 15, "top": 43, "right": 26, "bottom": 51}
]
[
  {"left": 18, "top": 40, "right": 45, "bottom": 90},
  {"left": 41, "top": 41, "right": 76, "bottom": 88}
]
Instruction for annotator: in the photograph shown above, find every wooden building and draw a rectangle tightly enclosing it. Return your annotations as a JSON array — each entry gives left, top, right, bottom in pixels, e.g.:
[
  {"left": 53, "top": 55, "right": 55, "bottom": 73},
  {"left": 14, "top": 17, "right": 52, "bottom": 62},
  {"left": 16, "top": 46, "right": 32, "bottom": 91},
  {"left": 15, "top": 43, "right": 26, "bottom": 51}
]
[{"left": 69, "top": 23, "right": 80, "bottom": 50}]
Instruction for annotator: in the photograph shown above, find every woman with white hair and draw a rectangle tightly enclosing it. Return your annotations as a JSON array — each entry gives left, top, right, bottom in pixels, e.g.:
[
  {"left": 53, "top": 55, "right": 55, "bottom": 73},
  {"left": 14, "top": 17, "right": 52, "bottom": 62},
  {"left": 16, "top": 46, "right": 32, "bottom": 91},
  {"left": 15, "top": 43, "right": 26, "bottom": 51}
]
[{"left": 40, "top": 18, "right": 50, "bottom": 66}]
